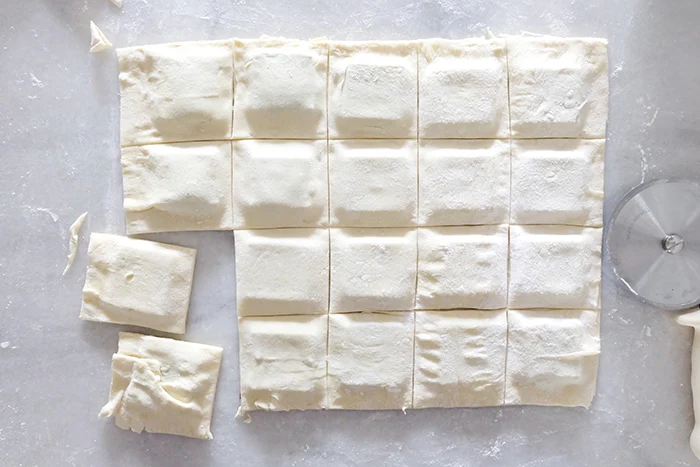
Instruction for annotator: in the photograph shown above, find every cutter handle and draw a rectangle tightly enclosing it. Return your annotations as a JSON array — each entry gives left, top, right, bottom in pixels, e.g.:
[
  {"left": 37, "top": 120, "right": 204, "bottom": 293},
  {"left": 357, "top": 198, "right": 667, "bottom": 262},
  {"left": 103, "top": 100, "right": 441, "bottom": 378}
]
[{"left": 677, "top": 310, "right": 700, "bottom": 460}]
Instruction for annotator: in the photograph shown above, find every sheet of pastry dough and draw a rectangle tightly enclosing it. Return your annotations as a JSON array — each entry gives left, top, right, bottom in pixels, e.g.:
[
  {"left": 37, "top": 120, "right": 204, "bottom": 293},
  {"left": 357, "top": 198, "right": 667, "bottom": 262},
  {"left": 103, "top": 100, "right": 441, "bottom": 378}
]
[
  {"left": 508, "top": 225, "right": 602, "bottom": 309},
  {"left": 329, "top": 140, "right": 417, "bottom": 227},
  {"left": 233, "top": 38, "right": 327, "bottom": 139},
  {"left": 234, "top": 229, "right": 329, "bottom": 316},
  {"left": 507, "top": 36, "right": 609, "bottom": 138},
  {"left": 80, "top": 233, "right": 196, "bottom": 334},
  {"left": 416, "top": 225, "right": 508, "bottom": 310},
  {"left": 414, "top": 310, "right": 506, "bottom": 408},
  {"left": 238, "top": 315, "right": 327, "bottom": 412},
  {"left": 327, "top": 312, "right": 414, "bottom": 410},
  {"left": 419, "top": 39, "right": 508, "bottom": 138},
  {"left": 122, "top": 141, "right": 233, "bottom": 235},
  {"left": 232, "top": 140, "right": 328, "bottom": 229},
  {"left": 505, "top": 309, "right": 600, "bottom": 407},
  {"left": 418, "top": 139, "right": 509, "bottom": 226},
  {"left": 117, "top": 40, "right": 233, "bottom": 146},
  {"left": 99, "top": 332, "right": 223, "bottom": 439},
  {"left": 328, "top": 41, "right": 417, "bottom": 138},
  {"left": 510, "top": 139, "right": 604, "bottom": 227},
  {"left": 330, "top": 228, "right": 417, "bottom": 312}
]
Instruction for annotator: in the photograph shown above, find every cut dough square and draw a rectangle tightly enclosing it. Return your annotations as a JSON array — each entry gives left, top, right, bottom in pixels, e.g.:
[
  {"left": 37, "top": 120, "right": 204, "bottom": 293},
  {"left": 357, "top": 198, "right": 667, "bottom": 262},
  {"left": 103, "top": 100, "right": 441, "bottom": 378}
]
[
  {"left": 327, "top": 312, "right": 414, "bottom": 410},
  {"left": 419, "top": 39, "right": 509, "bottom": 138},
  {"left": 232, "top": 140, "right": 328, "bottom": 229},
  {"left": 118, "top": 40, "right": 233, "bottom": 146},
  {"left": 416, "top": 225, "right": 508, "bottom": 310},
  {"left": 505, "top": 309, "right": 600, "bottom": 407},
  {"left": 233, "top": 38, "right": 327, "bottom": 139},
  {"left": 329, "top": 41, "right": 417, "bottom": 138},
  {"left": 329, "top": 140, "right": 417, "bottom": 227},
  {"left": 418, "top": 140, "right": 510, "bottom": 226},
  {"left": 330, "top": 228, "right": 417, "bottom": 312},
  {"left": 122, "top": 141, "right": 233, "bottom": 235},
  {"left": 99, "top": 332, "right": 223, "bottom": 439},
  {"left": 509, "top": 226, "right": 602, "bottom": 309},
  {"left": 510, "top": 139, "right": 604, "bottom": 227},
  {"left": 234, "top": 229, "right": 329, "bottom": 316},
  {"left": 238, "top": 315, "right": 327, "bottom": 412},
  {"left": 80, "top": 233, "right": 196, "bottom": 334},
  {"left": 507, "top": 36, "right": 609, "bottom": 138},
  {"left": 414, "top": 310, "right": 507, "bottom": 408}
]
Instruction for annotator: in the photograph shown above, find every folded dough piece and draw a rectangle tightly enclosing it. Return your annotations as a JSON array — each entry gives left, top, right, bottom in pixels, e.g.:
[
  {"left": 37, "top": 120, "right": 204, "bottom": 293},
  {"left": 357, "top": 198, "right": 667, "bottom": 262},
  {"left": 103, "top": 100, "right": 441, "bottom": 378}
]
[
  {"left": 80, "top": 233, "right": 196, "bottom": 334},
  {"left": 89, "top": 21, "right": 112, "bottom": 53},
  {"left": 99, "top": 332, "right": 223, "bottom": 439},
  {"left": 63, "top": 211, "right": 87, "bottom": 275}
]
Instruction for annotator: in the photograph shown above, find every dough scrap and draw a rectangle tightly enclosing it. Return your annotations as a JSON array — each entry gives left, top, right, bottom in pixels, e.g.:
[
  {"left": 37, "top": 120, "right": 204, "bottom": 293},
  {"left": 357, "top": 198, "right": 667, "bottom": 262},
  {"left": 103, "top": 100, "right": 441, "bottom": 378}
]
[
  {"left": 508, "top": 225, "right": 602, "bottom": 309},
  {"left": 330, "top": 228, "right": 417, "bottom": 313},
  {"left": 327, "top": 312, "right": 414, "bottom": 410},
  {"left": 233, "top": 140, "right": 328, "bottom": 229},
  {"left": 80, "top": 233, "right": 196, "bottom": 334},
  {"left": 118, "top": 40, "right": 233, "bottom": 146},
  {"left": 505, "top": 309, "right": 600, "bottom": 407},
  {"left": 238, "top": 315, "right": 327, "bottom": 412},
  {"left": 329, "top": 41, "right": 418, "bottom": 138},
  {"left": 109, "top": 0, "right": 123, "bottom": 7},
  {"left": 413, "top": 310, "right": 506, "bottom": 408},
  {"left": 63, "top": 211, "right": 87, "bottom": 275},
  {"left": 416, "top": 225, "right": 508, "bottom": 310},
  {"left": 121, "top": 141, "right": 233, "bottom": 234},
  {"left": 234, "top": 229, "right": 329, "bottom": 317},
  {"left": 418, "top": 139, "right": 509, "bottom": 226},
  {"left": 89, "top": 21, "right": 112, "bottom": 53},
  {"left": 510, "top": 139, "right": 604, "bottom": 226},
  {"left": 99, "top": 332, "right": 223, "bottom": 439},
  {"left": 419, "top": 39, "right": 508, "bottom": 138}
]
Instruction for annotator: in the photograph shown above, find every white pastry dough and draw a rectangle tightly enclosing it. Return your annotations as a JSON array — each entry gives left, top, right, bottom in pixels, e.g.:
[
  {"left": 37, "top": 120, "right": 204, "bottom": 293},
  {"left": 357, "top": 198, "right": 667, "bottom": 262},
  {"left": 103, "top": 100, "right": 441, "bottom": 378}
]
[
  {"left": 413, "top": 310, "right": 506, "bottom": 408},
  {"left": 329, "top": 41, "right": 417, "bottom": 138},
  {"left": 99, "top": 332, "right": 223, "bottom": 439},
  {"left": 508, "top": 226, "right": 602, "bottom": 309},
  {"left": 505, "top": 309, "right": 600, "bottom": 407},
  {"left": 109, "top": 0, "right": 123, "bottom": 7},
  {"left": 233, "top": 140, "right": 328, "bottom": 229},
  {"left": 63, "top": 211, "right": 87, "bottom": 275},
  {"left": 507, "top": 36, "right": 609, "bottom": 138},
  {"left": 80, "top": 233, "right": 196, "bottom": 334},
  {"left": 510, "top": 139, "right": 604, "bottom": 227},
  {"left": 330, "top": 228, "right": 416, "bottom": 312},
  {"left": 118, "top": 40, "right": 233, "bottom": 146},
  {"left": 89, "top": 21, "right": 112, "bottom": 53},
  {"left": 416, "top": 225, "right": 508, "bottom": 310},
  {"left": 419, "top": 39, "right": 508, "bottom": 138},
  {"left": 329, "top": 140, "right": 417, "bottom": 227},
  {"left": 418, "top": 139, "right": 509, "bottom": 226},
  {"left": 234, "top": 229, "right": 329, "bottom": 316},
  {"left": 327, "top": 312, "right": 414, "bottom": 410},
  {"left": 122, "top": 142, "right": 233, "bottom": 235},
  {"left": 238, "top": 315, "right": 327, "bottom": 412},
  {"left": 233, "top": 38, "right": 327, "bottom": 139}
]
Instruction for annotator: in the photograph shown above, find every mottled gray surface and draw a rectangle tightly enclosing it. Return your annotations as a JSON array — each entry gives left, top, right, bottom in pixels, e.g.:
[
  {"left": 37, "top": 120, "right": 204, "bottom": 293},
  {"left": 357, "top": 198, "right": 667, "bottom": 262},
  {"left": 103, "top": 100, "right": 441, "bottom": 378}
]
[{"left": 2, "top": 0, "right": 700, "bottom": 465}]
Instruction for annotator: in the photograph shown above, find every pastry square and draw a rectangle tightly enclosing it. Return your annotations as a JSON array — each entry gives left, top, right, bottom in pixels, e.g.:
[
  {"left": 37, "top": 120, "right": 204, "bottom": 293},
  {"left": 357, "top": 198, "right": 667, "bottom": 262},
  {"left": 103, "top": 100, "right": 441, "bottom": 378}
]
[
  {"left": 327, "top": 312, "right": 414, "bottom": 410},
  {"left": 328, "top": 41, "right": 418, "bottom": 138},
  {"left": 418, "top": 139, "right": 510, "bottom": 226},
  {"left": 238, "top": 315, "right": 327, "bottom": 412},
  {"left": 329, "top": 140, "right": 417, "bottom": 227},
  {"left": 416, "top": 225, "right": 508, "bottom": 310},
  {"left": 413, "top": 310, "right": 507, "bottom": 408},
  {"left": 232, "top": 140, "right": 328, "bottom": 229},
  {"left": 510, "top": 139, "right": 604, "bottom": 227},
  {"left": 99, "top": 332, "right": 223, "bottom": 439},
  {"left": 118, "top": 40, "right": 233, "bottom": 146},
  {"left": 507, "top": 36, "right": 609, "bottom": 138},
  {"left": 505, "top": 309, "right": 600, "bottom": 407},
  {"left": 122, "top": 141, "right": 233, "bottom": 235},
  {"left": 508, "top": 226, "right": 602, "bottom": 309},
  {"left": 234, "top": 229, "right": 329, "bottom": 316},
  {"left": 330, "top": 228, "right": 417, "bottom": 312},
  {"left": 419, "top": 39, "right": 509, "bottom": 138},
  {"left": 233, "top": 38, "right": 327, "bottom": 139},
  {"left": 80, "top": 233, "right": 196, "bottom": 334}
]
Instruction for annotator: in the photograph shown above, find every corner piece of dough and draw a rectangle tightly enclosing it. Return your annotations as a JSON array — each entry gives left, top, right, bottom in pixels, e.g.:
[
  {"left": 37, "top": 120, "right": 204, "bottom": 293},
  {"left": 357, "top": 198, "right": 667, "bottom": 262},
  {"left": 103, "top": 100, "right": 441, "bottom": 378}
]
[
  {"left": 89, "top": 21, "right": 112, "bottom": 53},
  {"left": 62, "top": 211, "right": 87, "bottom": 275},
  {"left": 109, "top": 0, "right": 123, "bottom": 7}
]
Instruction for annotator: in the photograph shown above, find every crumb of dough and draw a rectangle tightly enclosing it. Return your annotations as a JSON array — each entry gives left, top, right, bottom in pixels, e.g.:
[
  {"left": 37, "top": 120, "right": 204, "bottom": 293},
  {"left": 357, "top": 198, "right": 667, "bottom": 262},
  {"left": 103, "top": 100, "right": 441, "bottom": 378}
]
[
  {"left": 62, "top": 212, "right": 87, "bottom": 275},
  {"left": 109, "top": 0, "right": 123, "bottom": 7},
  {"left": 90, "top": 21, "right": 112, "bottom": 53}
]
